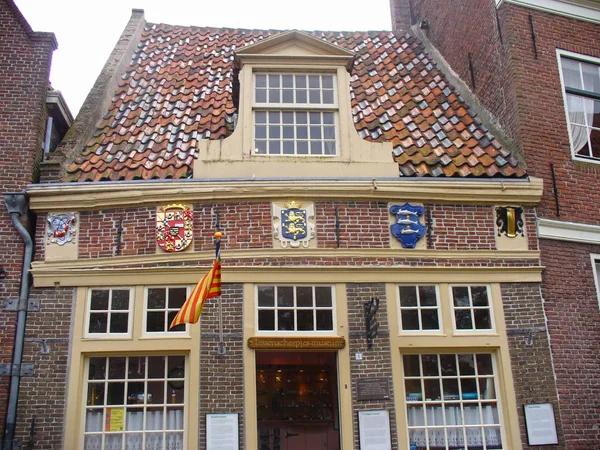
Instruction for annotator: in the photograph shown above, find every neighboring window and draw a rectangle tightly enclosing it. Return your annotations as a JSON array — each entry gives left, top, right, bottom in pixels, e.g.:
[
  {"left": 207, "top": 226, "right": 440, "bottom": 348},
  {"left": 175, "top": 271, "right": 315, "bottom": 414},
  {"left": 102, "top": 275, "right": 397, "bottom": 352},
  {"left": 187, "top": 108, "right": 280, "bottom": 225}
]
[
  {"left": 253, "top": 73, "right": 337, "bottom": 156},
  {"left": 83, "top": 355, "right": 186, "bottom": 449},
  {"left": 145, "top": 287, "right": 188, "bottom": 333},
  {"left": 398, "top": 285, "right": 440, "bottom": 331},
  {"left": 592, "top": 255, "right": 600, "bottom": 309},
  {"left": 451, "top": 285, "right": 494, "bottom": 332},
  {"left": 559, "top": 54, "right": 600, "bottom": 160},
  {"left": 86, "top": 288, "right": 132, "bottom": 337},
  {"left": 257, "top": 285, "right": 334, "bottom": 332},
  {"left": 403, "top": 353, "right": 503, "bottom": 450}
]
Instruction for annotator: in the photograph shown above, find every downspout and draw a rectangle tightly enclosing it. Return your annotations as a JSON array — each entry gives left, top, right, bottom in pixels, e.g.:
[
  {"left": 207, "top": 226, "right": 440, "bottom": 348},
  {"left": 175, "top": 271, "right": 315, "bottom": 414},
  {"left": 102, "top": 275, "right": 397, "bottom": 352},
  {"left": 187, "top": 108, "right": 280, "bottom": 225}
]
[{"left": 3, "top": 193, "right": 33, "bottom": 450}]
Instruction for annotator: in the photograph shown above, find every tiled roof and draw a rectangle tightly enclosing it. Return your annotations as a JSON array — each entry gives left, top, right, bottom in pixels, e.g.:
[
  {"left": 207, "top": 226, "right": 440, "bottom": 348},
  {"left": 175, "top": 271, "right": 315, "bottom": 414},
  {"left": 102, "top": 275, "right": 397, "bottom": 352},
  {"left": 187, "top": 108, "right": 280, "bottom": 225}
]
[{"left": 64, "top": 25, "right": 526, "bottom": 182}]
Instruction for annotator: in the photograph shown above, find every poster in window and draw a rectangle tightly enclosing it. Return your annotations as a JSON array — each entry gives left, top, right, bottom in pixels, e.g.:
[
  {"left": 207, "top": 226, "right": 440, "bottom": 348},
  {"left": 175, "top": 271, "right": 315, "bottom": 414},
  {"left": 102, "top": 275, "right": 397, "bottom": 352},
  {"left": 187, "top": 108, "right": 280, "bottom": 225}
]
[
  {"left": 206, "top": 413, "right": 239, "bottom": 450},
  {"left": 358, "top": 409, "right": 392, "bottom": 450},
  {"left": 524, "top": 403, "right": 558, "bottom": 446},
  {"left": 105, "top": 407, "right": 124, "bottom": 432}
]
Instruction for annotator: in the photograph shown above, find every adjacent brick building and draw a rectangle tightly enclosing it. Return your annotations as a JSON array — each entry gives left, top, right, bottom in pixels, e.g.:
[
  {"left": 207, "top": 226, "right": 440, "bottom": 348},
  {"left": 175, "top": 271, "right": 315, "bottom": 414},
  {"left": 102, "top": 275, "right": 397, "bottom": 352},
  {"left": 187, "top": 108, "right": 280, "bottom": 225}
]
[
  {"left": 393, "top": 0, "right": 600, "bottom": 448},
  {"left": 0, "top": 0, "right": 71, "bottom": 447},
  {"left": 1, "top": 5, "right": 571, "bottom": 450}
]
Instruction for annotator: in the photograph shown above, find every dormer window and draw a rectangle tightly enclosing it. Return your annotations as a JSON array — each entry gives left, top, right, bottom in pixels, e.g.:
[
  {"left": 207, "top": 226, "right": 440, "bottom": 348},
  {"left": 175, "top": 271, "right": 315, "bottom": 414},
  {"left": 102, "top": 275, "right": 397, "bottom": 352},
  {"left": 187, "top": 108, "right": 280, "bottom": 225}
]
[{"left": 253, "top": 73, "right": 337, "bottom": 156}]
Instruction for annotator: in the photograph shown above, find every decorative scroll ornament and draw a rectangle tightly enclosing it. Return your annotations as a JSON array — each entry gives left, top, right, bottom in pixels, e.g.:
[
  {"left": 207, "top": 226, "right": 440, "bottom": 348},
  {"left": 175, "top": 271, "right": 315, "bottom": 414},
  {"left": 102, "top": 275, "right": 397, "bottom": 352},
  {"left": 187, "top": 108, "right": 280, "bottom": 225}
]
[
  {"left": 47, "top": 213, "right": 76, "bottom": 246},
  {"left": 273, "top": 200, "right": 315, "bottom": 248},
  {"left": 390, "top": 203, "right": 426, "bottom": 249},
  {"left": 156, "top": 204, "right": 193, "bottom": 252},
  {"left": 496, "top": 206, "right": 524, "bottom": 238}
]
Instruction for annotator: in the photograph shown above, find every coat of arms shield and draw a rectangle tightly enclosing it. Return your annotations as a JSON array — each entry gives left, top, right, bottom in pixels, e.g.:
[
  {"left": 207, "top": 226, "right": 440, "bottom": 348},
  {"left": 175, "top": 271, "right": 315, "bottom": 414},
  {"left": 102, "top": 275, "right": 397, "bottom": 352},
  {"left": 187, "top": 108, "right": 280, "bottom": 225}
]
[{"left": 156, "top": 204, "right": 193, "bottom": 252}]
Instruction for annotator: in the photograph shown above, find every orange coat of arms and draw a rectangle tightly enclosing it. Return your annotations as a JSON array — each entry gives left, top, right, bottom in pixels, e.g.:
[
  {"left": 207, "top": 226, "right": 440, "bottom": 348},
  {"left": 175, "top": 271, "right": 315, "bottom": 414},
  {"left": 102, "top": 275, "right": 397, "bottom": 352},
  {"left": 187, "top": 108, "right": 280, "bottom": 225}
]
[{"left": 156, "top": 204, "right": 193, "bottom": 252}]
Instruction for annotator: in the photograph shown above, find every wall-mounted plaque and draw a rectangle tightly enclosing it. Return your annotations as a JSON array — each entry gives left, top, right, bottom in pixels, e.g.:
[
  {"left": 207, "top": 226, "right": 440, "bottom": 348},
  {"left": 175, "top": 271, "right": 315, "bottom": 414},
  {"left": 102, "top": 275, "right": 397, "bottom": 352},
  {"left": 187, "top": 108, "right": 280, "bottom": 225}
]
[
  {"left": 358, "top": 409, "right": 392, "bottom": 450},
  {"left": 206, "top": 413, "right": 239, "bottom": 450},
  {"left": 247, "top": 336, "right": 345, "bottom": 350},
  {"left": 357, "top": 378, "right": 390, "bottom": 401},
  {"left": 523, "top": 403, "right": 558, "bottom": 446}
]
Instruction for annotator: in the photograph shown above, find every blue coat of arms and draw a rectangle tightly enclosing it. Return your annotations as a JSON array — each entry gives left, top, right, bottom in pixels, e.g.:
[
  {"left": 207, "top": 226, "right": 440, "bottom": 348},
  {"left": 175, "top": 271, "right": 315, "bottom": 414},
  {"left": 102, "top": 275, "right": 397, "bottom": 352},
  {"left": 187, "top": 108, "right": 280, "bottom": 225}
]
[
  {"left": 390, "top": 203, "right": 426, "bottom": 249},
  {"left": 273, "top": 201, "right": 315, "bottom": 248}
]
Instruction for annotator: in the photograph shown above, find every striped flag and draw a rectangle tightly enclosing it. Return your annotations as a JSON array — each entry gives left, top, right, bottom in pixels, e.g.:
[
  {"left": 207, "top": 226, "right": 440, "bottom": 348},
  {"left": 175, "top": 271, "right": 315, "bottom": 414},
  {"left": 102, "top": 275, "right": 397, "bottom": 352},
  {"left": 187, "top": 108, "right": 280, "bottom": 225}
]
[{"left": 169, "top": 257, "right": 222, "bottom": 329}]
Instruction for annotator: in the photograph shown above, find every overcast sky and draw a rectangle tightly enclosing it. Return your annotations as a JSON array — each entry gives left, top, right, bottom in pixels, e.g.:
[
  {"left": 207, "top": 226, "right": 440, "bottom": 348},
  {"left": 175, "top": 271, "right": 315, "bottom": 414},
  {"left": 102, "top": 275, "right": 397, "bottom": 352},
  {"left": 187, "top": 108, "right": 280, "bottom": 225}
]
[{"left": 14, "top": 0, "right": 392, "bottom": 117}]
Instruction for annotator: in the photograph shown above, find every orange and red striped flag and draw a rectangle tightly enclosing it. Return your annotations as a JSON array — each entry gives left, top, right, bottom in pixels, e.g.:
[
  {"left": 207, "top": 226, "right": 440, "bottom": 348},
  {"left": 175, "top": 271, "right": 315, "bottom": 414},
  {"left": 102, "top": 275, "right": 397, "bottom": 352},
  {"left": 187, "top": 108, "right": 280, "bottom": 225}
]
[{"left": 169, "top": 257, "right": 222, "bottom": 329}]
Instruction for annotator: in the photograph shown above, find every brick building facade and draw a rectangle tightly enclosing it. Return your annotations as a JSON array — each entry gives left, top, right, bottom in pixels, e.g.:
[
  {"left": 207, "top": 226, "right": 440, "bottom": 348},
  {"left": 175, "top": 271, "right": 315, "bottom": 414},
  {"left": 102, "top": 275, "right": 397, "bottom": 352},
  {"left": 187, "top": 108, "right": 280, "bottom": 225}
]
[
  {"left": 392, "top": 0, "right": 600, "bottom": 448},
  {"left": 0, "top": 0, "right": 72, "bottom": 447},
  {"left": 0, "top": 5, "right": 572, "bottom": 450}
]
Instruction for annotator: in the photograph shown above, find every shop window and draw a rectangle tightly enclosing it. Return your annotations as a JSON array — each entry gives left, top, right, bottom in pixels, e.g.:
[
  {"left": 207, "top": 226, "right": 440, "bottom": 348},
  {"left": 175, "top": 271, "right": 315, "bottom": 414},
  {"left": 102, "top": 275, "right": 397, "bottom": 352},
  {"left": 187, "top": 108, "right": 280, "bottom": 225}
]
[
  {"left": 145, "top": 287, "right": 188, "bottom": 334},
  {"left": 83, "top": 355, "right": 186, "bottom": 450},
  {"left": 86, "top": 288, "right": 132, "bottom": 337},
  {"left": 253, "top": 73, "right": 337, "bottom": 156},
  {"left": 257, "top": 285, "right": 334, "bottom": 332},
  {"left": 559, "top": 53, "right": 600, "bottom": 161},
  {"left": 450, "top": 285, "right": 494, "bottom": 332},
  {"left": 398, "top": 285, "right": 440, "bottom": 332},
  {"left": 403, "top": 353, "right": 503, "bottom": 450}
]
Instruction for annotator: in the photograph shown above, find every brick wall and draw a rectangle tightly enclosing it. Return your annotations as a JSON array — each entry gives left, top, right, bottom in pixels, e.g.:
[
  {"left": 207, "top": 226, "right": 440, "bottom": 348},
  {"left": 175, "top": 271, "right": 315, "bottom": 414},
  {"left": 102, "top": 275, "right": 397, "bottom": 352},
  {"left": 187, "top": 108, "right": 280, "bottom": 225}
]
[
  {"left": 501, "top": 282, "right": 565, "bottom": 449},
  {"left": 198, "top": 284, "right": 245, "bottom": 447},
  {"left": 15, "top": 287, "right": 74, "bottom": 448},
  {"left": 346, "top": 283, "right": 398, "bottom": 449},
  {"left": 0, "top": 0, "right": 56, "bottom": 437},
  {"left": 538, "top": 239, "right": 600, "bottom": 449},
  {"left": 429, "top": 204, "right": 496, "bottom": 250}
]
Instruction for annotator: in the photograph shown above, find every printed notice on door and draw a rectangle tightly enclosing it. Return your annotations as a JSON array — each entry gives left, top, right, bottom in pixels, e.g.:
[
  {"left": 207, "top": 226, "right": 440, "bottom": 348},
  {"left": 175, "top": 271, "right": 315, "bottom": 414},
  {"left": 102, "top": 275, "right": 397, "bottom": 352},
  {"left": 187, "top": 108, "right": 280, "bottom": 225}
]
[
  {"left": 358, "top": 410, "right": 392, "bottom": 450},
  {"left": 524, "top": 403, "right": 558, "bottom": 446},
  {"left": 206, "top": 413, "right": 239, "bottom": 450}
]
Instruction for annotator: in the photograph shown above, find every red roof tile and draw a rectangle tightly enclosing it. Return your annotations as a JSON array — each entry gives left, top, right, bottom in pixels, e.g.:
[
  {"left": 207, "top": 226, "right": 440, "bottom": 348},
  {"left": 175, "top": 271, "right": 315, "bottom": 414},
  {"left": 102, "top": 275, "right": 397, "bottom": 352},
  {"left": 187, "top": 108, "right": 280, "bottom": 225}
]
[{"left": 64, "top": 25, "right": 526, "bottom": 182}]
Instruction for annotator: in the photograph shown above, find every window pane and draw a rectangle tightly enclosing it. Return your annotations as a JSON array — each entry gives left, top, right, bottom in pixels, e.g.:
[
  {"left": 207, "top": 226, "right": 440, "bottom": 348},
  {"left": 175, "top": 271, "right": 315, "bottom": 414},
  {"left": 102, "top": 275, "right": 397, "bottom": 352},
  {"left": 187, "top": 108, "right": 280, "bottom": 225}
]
[
  {"left": 169, "top": 288, "right": 187, "bottom": 309},
  {"left": 128, "top": 357, "right": 146, "bottom": 379},
  {"left": 268, "top": 90, "right": 280, "bottom": 103},
  {"left": 296, "top": 111, "right": 308, "bottom": 124},
  {"left": 295, "top": 75, "right": 307, "bottom": 88},
  {"left": 315, "top": 287, "right": 332, "bottom": 306},
  {"left": 322, "top": 90, "right": 334, "bottom": 104},
  {"left": 268, "top": 141, "right": 280, "bottom": 155},
  {"left": 256, "top": 74, "right": 267, "bottom": 88},
  {"left": 474, "top": 309, "right": 492, "bottom": 329},
  {"left": 308, "top": 75, "right": 320, "bottom": 88},
  {"left": 89, "top": 313, "right": 107, "bottom": 333},
  {"left": 403, "top": 355, "right": 421, "bottom": 377},
  {"left": 268, "top": 74, "right": 280, "bottom": 88},
  {"left": 255, "top": 89, "right": 267, "bottom": 103},
  {"left": 258, "top": 310, "right": 275, "bottom": 330},
  {"left": 277, "top": 287, "right": 294, "bottom": 307},
  {"left": 297, "top": 310, "right": 314, "bottom": 331},
  {"left": 87, "top": 383, "right": 105, "bottom": 406},
  {"left": 112, "top": 290, "right": 130, "bottom": 310},
  {"left": 309, "top": 89, "right": 320, "bottom": 104},
  {"left": 422, "top": 355, "right": 439, "bottom": 376},
  {"left": 255, "top": 111, "right": 267, "bottom": 124},
  {"left": 89, "top": 357, "right": 107, "bottom": 380},
  {"left": 258, "top": 286, "right": 275, "bottom": 307},
  {"left": 316, "top": 310, "right": 333, "bottom": 330},
  {"left": 399, "top": 286, "right": 417, "bottom": 306},
  {"left": 168, "top": 311, "right": 185, "bottom": 332},
  {"left": 440, "top": 355, "right": 457, "bottom": 376},
  {"left": 297, "top": 287, "right": 313, "bottom": 307},
  {"left": 283, "top": 141, "right": 295, "bottom": 155},
  {"left": 401, "top": 310, "right": 419, "bottom": 330},
  {"left": 424, "top": 379, "right": 441, "bottom": 401},
  {"left": 458, "top": 354, "right": 475, "bottom": 375},
  {"left": 455, "top": 310, "right": 473, "bottom": 329},
  {"left": 107, "top": 382, "right": 125, "bottom": 405},
  {"left": 282, "top": 126, "right": 294, "bottom": 139},
  {"left": 296, "top": 89, "right": 307, "bottom": 103},
  {"left": 109, "top": 357, "right": 126, "bottom": 379},
  {"left": 421, "top": 310, "right": 439, "bottom": 330},
  {"left": 282, "top": 89, "right": 293, "bottom": 103},
  {"left": 297, "top": 141, "right": 308, "bottom": 155},
  {"left": 419, "top": 286, "right": 437, "bottom": 306},
  {"left": 476, "top": 354, "right": 493, "bottom": 375},
  {"left": 147, "top": 289, "right": 165, "bottom": 309},
  {"left": 269, "top": 125, "right": 280, "bottom": 139},
  {"left": 91, "top": 290, "right": 109, "bottom": 310},
  {"left": 277, "top": 310, "right": 294, "bottom": 330},
  {"left": 110, "top": 313, "right": 129, "bottom": 333},
  {"left": 296, "top": 126, "right": 308, "bottom": 139},
  {"left": 268, "top": 111, "right": 280, "bottom": 123},
  {"left": 452, "top": 287, "right": 470, "bottom": 306},
  {"left": 148, "top": 356, "right": 165, "bottom": 379},
  {"left": 147, "top": 311, "right": 164, "bottom": 332},
  {"left": 310, "top": 141, "right": 322, "bottom": 155},
  {"left": 471, "top": 286, "right": 489, "bottom": 306}
]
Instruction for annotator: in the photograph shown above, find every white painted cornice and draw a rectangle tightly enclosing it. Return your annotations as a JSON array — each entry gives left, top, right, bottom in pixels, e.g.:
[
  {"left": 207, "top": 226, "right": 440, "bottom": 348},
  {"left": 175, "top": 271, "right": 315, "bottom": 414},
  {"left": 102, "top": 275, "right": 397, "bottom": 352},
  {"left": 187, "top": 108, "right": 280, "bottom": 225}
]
[
  {"left": 497, "top": 0, "right": 600, "bottom": 24},
  {"left": 26, "top": 177, "right": 543, "bottom": 212},
  {"left": 538, "top": 218, "right": 600, "bottom": 244}
]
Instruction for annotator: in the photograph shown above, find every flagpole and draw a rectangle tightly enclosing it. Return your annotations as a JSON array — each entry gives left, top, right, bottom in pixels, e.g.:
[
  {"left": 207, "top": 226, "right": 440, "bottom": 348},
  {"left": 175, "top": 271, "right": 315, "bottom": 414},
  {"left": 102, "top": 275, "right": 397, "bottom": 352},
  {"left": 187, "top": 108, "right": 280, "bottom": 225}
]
[{"left": 214, "top": 231, "right": 226, "bottom": 355}]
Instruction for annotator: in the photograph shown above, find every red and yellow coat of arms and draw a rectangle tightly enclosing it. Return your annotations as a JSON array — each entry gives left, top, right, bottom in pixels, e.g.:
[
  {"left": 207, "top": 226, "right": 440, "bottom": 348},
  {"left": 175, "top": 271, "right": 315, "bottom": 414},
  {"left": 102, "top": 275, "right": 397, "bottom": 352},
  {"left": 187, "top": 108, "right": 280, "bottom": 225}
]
[{"left": 156, "top": 204, "right": 193, "bottom": 252}]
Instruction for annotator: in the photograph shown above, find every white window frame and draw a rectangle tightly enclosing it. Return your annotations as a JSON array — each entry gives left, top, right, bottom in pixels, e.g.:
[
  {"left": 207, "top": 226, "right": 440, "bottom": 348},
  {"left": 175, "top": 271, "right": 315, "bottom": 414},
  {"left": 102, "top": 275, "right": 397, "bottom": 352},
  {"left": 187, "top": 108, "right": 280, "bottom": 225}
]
[
  {"left": 557, "top": 49, "right": 600, "bottom": 163},
  {"left": 255, "top": 284, "right": 336, "bottom": 335},
  {"left": 85, "top": 287, "right": 134, "bottom": 339},
  {"left": 142, "top": 286, "right": 190, "bottom": 337},
  {"left": 81, "top": 354, "right": 187, "bottom": 449},
  {"left": 449, "top": 285, "right": 496, "bottom": 334},
  {"left": 396, "top": 284, "right": 443, "bottom": 334},
  {"left": 252, "top": 72, "right": 339, "bottom": 157},
  {"left": 591, "top": 253, "right": 600, "bottom": 310},
  {"left": 402, "top": 351, "right": 506, "bottom": 450}
]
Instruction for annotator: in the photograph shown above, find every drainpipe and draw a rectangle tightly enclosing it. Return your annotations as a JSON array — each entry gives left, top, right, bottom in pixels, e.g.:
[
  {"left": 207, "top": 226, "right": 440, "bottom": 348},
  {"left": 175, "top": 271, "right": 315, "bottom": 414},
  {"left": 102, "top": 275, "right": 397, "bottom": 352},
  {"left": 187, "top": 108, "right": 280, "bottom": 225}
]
[{"left": 3, "top": 193, "right": 33, "bottom": 450}]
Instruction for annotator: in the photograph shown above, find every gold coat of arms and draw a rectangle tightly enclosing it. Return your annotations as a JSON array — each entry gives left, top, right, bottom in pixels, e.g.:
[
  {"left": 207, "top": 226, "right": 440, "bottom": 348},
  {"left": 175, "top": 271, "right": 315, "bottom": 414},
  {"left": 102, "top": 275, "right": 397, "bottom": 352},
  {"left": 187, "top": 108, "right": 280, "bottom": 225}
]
[{"left": 156, "top": 204, "right": 193, "bottom": 252}]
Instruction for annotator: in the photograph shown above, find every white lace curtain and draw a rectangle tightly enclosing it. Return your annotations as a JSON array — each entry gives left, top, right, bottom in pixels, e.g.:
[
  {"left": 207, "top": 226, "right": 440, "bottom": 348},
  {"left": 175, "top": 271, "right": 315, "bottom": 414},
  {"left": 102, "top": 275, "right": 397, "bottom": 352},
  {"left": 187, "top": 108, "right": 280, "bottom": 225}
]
[
  {"left": 562, "top": 57, "right": 595, "bottom": 154},
  {"left": 84, "top": 410, "right": 184, "bottom": 450}
]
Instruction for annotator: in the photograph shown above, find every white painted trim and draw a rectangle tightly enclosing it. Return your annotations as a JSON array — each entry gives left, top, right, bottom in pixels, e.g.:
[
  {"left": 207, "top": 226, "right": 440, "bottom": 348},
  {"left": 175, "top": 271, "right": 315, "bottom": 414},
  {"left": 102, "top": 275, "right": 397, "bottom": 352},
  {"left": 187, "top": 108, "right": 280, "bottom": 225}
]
[
  {"left": 498, "top": 0, "right": 600, "bottom": 24},
  {"left": 538, "top": 218, "right": 600, "bottom": 244},
  {"left": 556, "top": 49, "right": 600, "bottom": 164},
  {"left": 591, "top": 253, "right": 600, "bottom": 310}
]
